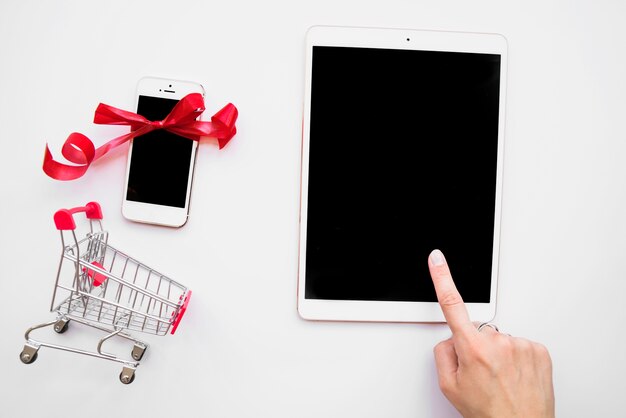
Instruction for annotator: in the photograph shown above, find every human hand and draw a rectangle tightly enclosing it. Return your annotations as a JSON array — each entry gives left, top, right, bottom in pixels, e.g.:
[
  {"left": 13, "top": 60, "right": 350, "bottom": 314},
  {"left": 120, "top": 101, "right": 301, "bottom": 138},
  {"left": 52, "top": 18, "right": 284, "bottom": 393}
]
[{"left": 429, "top": 249, "right": 555, "bottom": 418}]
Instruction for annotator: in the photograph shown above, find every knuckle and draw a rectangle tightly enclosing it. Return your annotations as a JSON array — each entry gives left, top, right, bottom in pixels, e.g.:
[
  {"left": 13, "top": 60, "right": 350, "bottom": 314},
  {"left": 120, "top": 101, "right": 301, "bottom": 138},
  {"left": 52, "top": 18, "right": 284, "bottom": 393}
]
[
  {"left": 433, "top": 340, "right": 448, "bottom": 354},
  {"left": 439, "top": 290, "right": 464, "bottom": 308},
  {"left": 494, "top": 333, "right": 514, "bottom": 351},
  {"left": 534, "top": 342, "right": 550, "bottom": 356},
  {"left": 513, "top": 336, "right": 533, "bottom": 352},
  {"left": 533, "top": 343, "right": 553, "bottom": 366},
  {"left": 438, "top": 379, "right": 450, "bottom": 393},
  {"left": 438, "top": 374, "right": 455, "bottom": 394}
]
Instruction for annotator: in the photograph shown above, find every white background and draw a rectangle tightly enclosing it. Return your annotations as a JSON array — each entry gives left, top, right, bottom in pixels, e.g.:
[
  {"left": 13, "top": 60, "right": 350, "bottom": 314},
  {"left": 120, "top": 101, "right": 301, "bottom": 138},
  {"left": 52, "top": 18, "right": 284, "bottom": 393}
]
[{"left": 1, "top": 1, "right": 625, "bottom": 417}]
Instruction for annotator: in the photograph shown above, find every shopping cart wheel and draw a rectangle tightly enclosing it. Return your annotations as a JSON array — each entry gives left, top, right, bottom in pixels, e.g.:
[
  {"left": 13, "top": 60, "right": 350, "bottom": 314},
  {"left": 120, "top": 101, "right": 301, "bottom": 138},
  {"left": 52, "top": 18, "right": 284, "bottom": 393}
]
[
  {"left": 19, "top": 346, "right": 39, "bottom": 364},
  {"left": 53, "top": 318, "right": 70, "bottom": 334},
  {"left": 131, "top": 343, "right": 147, "bottom": 361},
  {"left": 119, "top": 367, "right": 136, "bottom": 384}
]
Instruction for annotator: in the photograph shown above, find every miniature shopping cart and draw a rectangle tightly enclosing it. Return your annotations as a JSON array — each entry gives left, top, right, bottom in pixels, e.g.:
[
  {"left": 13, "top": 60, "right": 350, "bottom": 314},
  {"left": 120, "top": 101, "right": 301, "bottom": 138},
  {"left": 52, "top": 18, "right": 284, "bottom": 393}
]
[{"left": 20, "top": 202, "right": 191, "bottom": 384}]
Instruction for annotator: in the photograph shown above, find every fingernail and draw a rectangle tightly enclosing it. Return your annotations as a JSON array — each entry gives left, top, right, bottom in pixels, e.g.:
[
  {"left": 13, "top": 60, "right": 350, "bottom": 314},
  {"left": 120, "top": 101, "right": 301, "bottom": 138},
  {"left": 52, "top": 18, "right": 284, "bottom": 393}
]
[{"left": 430, "top": 249, "right": 446, "bottom": 266}]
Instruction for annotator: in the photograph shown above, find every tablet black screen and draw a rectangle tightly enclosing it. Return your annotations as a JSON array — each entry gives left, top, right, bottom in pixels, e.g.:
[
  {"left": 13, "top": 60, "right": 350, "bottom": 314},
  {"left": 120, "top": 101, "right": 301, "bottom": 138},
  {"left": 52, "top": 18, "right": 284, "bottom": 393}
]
[{"left": 304, "top": 46, "right": 501, "bottom": 303}]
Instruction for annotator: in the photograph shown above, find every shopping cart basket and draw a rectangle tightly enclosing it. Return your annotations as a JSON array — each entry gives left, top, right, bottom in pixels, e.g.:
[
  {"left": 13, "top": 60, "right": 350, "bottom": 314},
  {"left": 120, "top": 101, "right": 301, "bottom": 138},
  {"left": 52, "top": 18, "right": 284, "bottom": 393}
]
[{"left": 20, "top": 202, "right": 191, "bottom": 384}]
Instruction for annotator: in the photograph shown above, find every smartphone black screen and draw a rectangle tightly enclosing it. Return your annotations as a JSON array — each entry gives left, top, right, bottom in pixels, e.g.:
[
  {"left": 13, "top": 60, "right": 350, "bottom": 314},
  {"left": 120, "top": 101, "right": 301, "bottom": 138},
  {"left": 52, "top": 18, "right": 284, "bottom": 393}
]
[
  {"left": 304, "top": 46, "right": 501, "bottom": 303},
  {"left": 126, "top": 96, "right": 194, "bottom": 208}
]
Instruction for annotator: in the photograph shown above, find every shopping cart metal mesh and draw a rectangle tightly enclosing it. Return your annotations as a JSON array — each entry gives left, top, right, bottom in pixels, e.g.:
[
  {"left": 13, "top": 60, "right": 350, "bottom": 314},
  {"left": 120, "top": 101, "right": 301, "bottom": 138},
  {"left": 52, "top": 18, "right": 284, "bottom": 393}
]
[
  {"left": 20, "top": 202, "right": 191, "bottom": 384},
  {"left": 53, "top": 231, "right": 187, "bottom": 336}
]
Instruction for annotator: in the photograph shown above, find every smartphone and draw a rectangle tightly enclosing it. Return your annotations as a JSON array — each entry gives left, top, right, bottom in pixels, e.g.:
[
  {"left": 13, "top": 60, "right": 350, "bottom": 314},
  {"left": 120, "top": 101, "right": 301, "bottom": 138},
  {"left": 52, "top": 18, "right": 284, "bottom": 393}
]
[{"left": 122, "top": 77, "right": 205, "bottom": 227}]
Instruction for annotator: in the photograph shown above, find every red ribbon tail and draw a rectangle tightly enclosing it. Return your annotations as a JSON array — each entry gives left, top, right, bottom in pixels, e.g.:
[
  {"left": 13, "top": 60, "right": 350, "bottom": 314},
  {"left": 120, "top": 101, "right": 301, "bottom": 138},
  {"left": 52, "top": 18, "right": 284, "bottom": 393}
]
[
  {"left": 43, "top": 134, "right": 94, "bottom": 181},
  {"left": 212, "top": 103, "right": 239, "bottom": 149}
]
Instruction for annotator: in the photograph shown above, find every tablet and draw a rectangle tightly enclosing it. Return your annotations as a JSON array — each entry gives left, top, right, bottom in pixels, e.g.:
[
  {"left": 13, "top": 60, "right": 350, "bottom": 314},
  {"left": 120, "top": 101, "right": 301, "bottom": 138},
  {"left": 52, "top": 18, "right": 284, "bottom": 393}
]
[{"left": 297, "top": 26, "right": 507, "bottom": 322}]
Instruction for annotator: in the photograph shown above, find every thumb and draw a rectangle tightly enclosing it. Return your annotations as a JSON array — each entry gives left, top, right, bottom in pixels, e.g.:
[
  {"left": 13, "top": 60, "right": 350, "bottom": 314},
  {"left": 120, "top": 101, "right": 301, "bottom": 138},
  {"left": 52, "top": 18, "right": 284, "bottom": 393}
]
[{"left": 433, "top": 338, "right": 459, "bottom": 394}]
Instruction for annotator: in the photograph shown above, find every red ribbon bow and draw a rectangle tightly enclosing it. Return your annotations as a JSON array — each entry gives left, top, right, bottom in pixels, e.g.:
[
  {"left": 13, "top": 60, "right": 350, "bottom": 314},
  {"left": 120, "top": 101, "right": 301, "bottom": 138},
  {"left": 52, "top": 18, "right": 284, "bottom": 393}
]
[{"left": 43, "top": 93, "right": 238, "bottom": 180}]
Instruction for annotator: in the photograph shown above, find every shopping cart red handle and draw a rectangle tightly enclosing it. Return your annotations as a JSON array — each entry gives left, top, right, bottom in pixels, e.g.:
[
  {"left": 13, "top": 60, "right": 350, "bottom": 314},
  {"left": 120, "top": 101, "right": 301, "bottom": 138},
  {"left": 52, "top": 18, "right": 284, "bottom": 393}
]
[{"left": 54, "top": 202, "right": 103, "bottom": 230}]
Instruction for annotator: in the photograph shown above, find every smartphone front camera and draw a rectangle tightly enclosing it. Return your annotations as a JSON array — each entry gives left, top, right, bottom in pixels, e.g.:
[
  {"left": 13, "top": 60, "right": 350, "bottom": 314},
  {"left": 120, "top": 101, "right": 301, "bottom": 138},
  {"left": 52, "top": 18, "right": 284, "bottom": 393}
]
[{"left": 406, "top": 38, "right": 410, "bottom": 41}]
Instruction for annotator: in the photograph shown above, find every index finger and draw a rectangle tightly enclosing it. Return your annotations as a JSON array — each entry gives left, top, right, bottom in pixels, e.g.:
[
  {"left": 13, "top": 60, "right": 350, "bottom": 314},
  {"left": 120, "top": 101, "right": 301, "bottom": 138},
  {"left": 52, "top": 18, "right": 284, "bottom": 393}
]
[{"left": 428, "top": 250, "right": 476, "bottom": 338}]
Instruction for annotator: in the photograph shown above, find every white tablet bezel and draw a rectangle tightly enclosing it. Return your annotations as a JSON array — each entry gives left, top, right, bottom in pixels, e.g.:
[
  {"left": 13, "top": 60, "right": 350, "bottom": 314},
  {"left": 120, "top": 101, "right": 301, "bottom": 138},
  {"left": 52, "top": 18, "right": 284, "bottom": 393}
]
[{"left": 297, "top": 26, "right": 507, "bottom": 323}]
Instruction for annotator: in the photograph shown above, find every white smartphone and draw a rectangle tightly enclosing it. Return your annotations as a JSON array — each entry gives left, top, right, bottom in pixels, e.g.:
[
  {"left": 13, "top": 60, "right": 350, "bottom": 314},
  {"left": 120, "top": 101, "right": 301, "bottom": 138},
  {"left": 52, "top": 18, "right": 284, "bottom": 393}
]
[{"left": 122, "top": 77, "right": 205, "bottom": 227}]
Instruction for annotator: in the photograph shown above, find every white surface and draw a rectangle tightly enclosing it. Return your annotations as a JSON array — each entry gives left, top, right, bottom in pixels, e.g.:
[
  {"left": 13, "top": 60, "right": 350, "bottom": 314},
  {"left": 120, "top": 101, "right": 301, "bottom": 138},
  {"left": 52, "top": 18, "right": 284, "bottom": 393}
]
[{"left": 0, "top": 1, "right": 625, "bottom": 417}]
